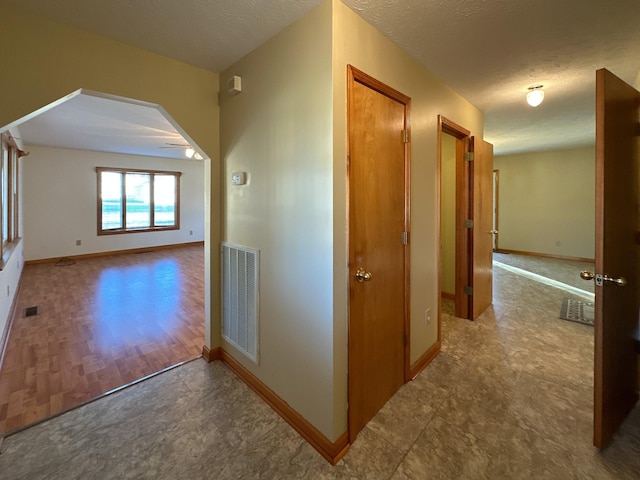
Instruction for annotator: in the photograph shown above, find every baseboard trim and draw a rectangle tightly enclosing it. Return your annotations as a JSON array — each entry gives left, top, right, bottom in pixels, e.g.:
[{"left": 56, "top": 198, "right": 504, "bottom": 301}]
[
  {"left": 24, "top": 241, "right": 205, "bottom": 265},
  {"left": 495, "top": 249, "right": 594, "bottom": 263},
  {"left": 440, "top": 292, "right": 455, "bottom": 301},
  {"left": 220, "top": 350, "right": 350, "bottom": 465},
  {"left": 410, "top": 340, "right": 441, "bottom": 379},
  {"left": 202, "top": 346, "right": 222, "bottom": 362}
]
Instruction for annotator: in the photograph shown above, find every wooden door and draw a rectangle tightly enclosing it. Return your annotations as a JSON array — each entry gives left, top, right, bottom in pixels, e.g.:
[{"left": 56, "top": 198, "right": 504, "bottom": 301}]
[
  {"left": 470, "top": 137, "right": 494, "bottom": 319},
  {"left": 347, "top": 66, "right": 409, "bottom": 441},
  {"left": 591, "top": 68, "right": 640, "bottom": 448}
]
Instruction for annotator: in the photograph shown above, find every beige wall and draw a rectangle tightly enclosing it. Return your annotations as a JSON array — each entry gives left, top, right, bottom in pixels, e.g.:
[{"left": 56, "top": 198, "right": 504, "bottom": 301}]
[
  {"left": 494, "top": 147, "right": 595, "bottom": 259},
  {"left": 332, "top": 0, "right": 483, "bottom": 436},
  {"left": 220, "top": 0, "right": 484, "bottom": 441},
  {"left": 220, "top": 1, "right": 335, "bottom": 439},
  {"left": 440, "top": 133, "right": 457, "bottom": 295},
  {"left": 0, "top": 3, "right": 221, "bottom": 349}
]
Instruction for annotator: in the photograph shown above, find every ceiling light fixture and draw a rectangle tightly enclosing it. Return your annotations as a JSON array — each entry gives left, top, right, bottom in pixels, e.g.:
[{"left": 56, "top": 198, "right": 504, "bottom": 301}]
[
  {"left": 526, "top": 85, "right": 545, "bottom": 107},
  {"left": 185, "top": 147, "right": 195, "bottom": 158}
]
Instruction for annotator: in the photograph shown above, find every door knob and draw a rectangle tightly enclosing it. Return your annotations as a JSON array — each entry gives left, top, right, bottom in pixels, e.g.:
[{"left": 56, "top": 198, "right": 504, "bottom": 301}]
[
  {"left": 580, "top": 271, "right": 627, "bottom": 287},
  {"left": 580, "top": 271, "right": 595, "bottom": 281},
  {"left": 355, "top": 268, "right": 372, "bottom": 283}
]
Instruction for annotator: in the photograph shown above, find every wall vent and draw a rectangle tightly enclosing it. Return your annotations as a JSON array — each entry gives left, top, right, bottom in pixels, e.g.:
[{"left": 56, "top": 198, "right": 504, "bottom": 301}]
[{"left": 221, "top": 242, "right": 259, "bottom": 363}]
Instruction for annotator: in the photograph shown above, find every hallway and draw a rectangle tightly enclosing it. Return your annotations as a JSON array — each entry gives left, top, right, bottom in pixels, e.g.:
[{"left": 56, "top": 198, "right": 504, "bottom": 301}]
[{"left": 0, "top": 256, "right": 639, "bottom": 479}]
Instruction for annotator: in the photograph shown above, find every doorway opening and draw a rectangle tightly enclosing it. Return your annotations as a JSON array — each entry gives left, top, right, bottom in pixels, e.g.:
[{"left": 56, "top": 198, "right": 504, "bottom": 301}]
[{"left": 0, "top": 90, "right": 208, "bottom": 434}]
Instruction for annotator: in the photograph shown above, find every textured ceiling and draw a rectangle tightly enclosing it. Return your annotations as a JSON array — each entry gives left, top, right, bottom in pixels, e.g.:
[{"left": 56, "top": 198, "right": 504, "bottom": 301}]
[
  {"left": 3, "top": 0, "right": 640, "bottom": 156},
  {"left": 343, "top": 0, "right": 640, "bottom": 154}
]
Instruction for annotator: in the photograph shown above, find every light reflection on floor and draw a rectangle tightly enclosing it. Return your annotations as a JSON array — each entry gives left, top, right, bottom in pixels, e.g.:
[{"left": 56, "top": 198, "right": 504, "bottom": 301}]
[{"left": 95, "top": 259, "right": 181, "bottom": 351}]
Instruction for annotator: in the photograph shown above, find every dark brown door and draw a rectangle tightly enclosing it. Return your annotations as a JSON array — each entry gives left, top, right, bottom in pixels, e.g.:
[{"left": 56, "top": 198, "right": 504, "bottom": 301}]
[
  {"left": 347, "top": 66, "right": 409, "bottom": 441},
  {"left": 590, "top": 68, "right": 640, "bottom": 448},
  {"left": 470, "top": 137, "right": 494, "bottom": 319}
]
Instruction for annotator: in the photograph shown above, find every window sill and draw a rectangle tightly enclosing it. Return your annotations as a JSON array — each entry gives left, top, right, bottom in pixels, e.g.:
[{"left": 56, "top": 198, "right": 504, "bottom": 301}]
[
  {"left": 0, "top": 237, "right": 22, "bottom": 271},
  {"left": 98, "top": 226, "right": 179, "bottom": 236}
]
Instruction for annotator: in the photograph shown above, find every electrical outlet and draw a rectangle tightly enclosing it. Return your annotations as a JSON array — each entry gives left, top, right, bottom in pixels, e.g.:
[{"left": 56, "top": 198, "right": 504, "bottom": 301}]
[
  {"left": 425, "top": 308, "right": 431, "bottom": 325},
  {"left": 76, "top": 240, "right": 82, "bottom": 246},
  {"left": 189, "top": 230, "right": 193, "bottom": 236}
]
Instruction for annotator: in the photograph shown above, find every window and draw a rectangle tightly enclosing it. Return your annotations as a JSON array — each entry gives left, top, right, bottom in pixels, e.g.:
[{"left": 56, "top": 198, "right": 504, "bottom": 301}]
[
  {"left": 1, "top": 133, "right": 20, "bottom": 265},
  {"left": 97, "top": 167, "right": 181, "bottom": 235}
]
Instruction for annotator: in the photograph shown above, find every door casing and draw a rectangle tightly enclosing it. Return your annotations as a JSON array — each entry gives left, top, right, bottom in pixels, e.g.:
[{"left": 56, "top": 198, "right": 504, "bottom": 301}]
[{"left": 347, "top": 65, "right": 411, "bottom": 442}]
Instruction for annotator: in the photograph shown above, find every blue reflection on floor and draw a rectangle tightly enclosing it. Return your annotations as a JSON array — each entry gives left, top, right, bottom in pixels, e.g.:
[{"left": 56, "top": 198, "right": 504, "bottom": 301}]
[{"left": 94, "top": 259, "right": 181, "bottom": 351}]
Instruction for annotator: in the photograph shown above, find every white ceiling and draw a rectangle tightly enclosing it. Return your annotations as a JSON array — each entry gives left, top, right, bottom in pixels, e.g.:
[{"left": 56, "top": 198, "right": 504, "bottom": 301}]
[
  {"left": 9, "top": 90, "right": 199, "bottom": 160},
  {"left": 3, "top": 0, "right": 640, "bottom": 156}
]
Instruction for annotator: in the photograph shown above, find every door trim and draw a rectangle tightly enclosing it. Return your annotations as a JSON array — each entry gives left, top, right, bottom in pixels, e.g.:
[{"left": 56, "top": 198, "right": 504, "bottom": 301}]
[
  {"left": 492, "top": 169, "right": 499, "bottom": 251},
  {"left": 346, "top": 65, "right": 411, "bottom": 441},
  {"left": 437, "top": 116, "right": 471, "bottom": 319}
]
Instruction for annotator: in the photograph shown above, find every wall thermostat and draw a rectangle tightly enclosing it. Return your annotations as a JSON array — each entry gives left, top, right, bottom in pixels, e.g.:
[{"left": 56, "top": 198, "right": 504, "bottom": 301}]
[{"left": 231, "top": 172, "right": 247, "bottom": 185}]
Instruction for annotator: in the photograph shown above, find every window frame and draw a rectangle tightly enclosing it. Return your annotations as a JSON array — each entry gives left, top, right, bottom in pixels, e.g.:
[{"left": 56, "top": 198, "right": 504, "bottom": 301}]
[
  {"left": 96, "top": 166, "right": 181, "bottom": 236},
  {"left": 0, "top": 132, "right": 20, "bottom": 267}
]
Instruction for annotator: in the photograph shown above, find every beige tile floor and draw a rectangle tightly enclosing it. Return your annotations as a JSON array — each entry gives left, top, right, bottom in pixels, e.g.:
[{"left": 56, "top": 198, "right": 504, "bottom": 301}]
[{"left": 0, "top": 254, "right": 639, "bottom": 479}]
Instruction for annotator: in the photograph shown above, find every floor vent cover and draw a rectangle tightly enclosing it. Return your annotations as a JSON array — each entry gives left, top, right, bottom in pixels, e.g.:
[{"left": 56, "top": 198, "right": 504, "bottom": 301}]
[
  {"left": 24, "top": 306, "right": 39, "bottom": 317},
  {"left": 221, "top": 242, "right": 259, "bottom": 363}
]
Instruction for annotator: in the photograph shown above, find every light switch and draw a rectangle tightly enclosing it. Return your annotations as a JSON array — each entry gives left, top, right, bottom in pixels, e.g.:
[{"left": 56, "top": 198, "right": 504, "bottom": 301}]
[{"left": 232, "top": 172, "right": 247, "bottom": 185}]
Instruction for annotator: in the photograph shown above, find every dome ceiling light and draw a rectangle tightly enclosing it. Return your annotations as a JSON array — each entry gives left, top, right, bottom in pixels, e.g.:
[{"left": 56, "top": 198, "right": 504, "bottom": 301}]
[{"left": 526, "top": 85, "right": 545, "bottom": 107}]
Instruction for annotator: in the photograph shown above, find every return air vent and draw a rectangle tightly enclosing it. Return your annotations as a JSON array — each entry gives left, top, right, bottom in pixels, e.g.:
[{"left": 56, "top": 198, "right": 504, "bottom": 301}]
[{"left": 221, "top": 242, "right": 259, "bottom": 363}]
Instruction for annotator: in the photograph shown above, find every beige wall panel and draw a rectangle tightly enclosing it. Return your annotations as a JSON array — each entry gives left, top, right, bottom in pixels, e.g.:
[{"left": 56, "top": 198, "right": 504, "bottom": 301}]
[
  {"left": 494, "top": 147, "right": 595, "bottom": 259},
  {"left": 220, "top": 1, "right": 335, "bottom": 439},
  {"left": 441, "top": 133, "right": 456, "bottom": 295},
  {"left": 332, "top": 0, "right": 483, "bottom": 436}
]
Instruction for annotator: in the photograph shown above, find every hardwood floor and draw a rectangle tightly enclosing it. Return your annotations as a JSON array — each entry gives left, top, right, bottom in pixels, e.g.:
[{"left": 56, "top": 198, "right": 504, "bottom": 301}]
[{"left": 0, "top": 245, "right": 205, "bottom": 434}]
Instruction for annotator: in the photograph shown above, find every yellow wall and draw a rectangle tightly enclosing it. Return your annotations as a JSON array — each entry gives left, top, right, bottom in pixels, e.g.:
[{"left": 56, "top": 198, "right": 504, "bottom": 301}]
[
  {"left": 332, "top": 0, "right": 483, "bottom": 368},
  {"left": 0, "top": 3, "right": 221, "bottom": 349},
  {"left": 220, "top": 0, "right": 484, "bottom": 441},
  {"left": 441, "top": 133, "right": 456, "bottom": 295},
  {"left": 220, "top": 1, "right": 335, "bottom": 439},
  {"left": 494, "top": 147, "right": 595, "bottom": 259}
]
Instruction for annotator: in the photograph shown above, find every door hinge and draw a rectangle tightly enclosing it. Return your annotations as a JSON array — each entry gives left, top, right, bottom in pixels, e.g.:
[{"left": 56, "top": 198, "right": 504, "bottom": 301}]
[
  {"left": 402, "top": 129, "right": 409, "bottom": 143},
  {"left": 464, "top": 219, "right": 474, "bottom": 228},
  {"left": 402, "top": 231, "right": 408, "bottom": 245},
  {"left": 464, "top": 285, "right": 473, "bottom": 295},
  {"left": 403, "top": 333, "right": 408, "bottom": 346},
  {"left": 465, "top": 152, "right": 474, "bottom": 162}
]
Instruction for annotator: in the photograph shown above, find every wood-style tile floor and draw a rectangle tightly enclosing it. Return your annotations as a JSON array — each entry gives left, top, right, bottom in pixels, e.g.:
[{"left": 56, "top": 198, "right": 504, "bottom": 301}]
[{"left": 0, "top": 245, "right": 205, "bottom": 434}]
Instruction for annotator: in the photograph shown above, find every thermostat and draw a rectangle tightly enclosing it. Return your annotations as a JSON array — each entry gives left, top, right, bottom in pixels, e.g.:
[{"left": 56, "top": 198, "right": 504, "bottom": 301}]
[{"left": 231, "top": 172, "right": 247, "bottom": 185}]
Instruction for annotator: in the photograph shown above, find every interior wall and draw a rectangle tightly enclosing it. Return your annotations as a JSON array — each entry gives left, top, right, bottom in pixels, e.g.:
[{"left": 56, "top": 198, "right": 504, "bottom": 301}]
[
  {"left": 0, "top": 3, "right": 221, "bottom": 350},
  {"left": 0, "top": 240, "right": 23, "bottom": 348},
  {"left": 332, "top": 0, "right": 484, "bottom": 418},
  {"left": 494, "top": 146, "right": 595, "bottom": 259},
  {"left": 22, "top": 146, "right": 204, "bottom": 261},
  {"left": 220, "top": 1, "right": 335, "bottom": 440},
  {"left": 441, "top": 133, "right": 456, "bottom": 295}
]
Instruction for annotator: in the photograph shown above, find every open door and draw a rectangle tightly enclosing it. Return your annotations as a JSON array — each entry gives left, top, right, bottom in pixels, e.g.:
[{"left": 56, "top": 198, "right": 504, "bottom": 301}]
[
  {"left": 582, "top": 68, "right": 640, "bottom": 449},
  {"left": 470, "top": 137, "right": 494, "bottom": 319}
]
